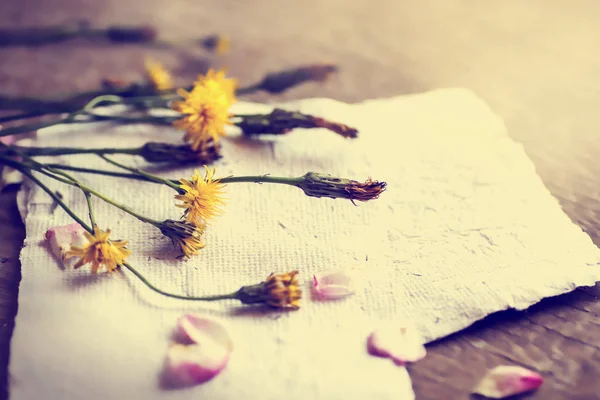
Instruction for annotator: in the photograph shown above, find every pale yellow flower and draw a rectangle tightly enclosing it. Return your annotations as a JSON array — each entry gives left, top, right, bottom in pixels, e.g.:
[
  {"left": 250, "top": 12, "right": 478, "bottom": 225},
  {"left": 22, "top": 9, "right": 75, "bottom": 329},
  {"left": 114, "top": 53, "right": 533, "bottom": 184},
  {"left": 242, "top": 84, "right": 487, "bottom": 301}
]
[
  {"left": 175, "top": 166, "right": 226, "bottom": 226},
  {"left": 145, "top": 58, "right": 173, "bottom": 91},
  {"left": 67, "top": 227, "right": 131, "bottom": 273}
]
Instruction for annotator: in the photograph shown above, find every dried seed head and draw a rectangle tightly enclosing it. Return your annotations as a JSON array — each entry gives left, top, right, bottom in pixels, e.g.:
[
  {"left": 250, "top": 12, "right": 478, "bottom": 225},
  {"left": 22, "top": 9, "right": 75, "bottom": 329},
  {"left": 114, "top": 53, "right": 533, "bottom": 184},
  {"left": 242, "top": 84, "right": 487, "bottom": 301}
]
[
  {"left": 237, "top": 108, "right": 358, "bottom": 138},
  {"left": 259, "top": 64, "right": 338, "bottom": 94},
  {"left": 298, "top": 172, "right": 386, "bottom": 202},
  {"left": 236, "top": 270, "right": 302, "bottom": 309},
  {"left": 139, "top": 141, "right": 222, "bottom": 164},
  {"left": 106, "top": 25, "right": 157, "bottom": 43},
  {"left": 158, "top": 219, "right": 206, "bottom": 258}
]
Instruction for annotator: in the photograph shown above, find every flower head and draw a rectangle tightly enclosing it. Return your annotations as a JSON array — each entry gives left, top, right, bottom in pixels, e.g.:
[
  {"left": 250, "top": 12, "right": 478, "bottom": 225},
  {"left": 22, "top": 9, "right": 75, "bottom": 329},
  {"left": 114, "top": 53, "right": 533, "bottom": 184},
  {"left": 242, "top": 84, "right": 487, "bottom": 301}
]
[
  {"left": 236, "top": 270, "right": 302, "bottom": 309},
  {"left": 158, "top": 219, "right": 206, "bottom": 258},
  {"left": 66, "top": 226, "right": 131, "bottom": 273},
  {"left": 175, "top": 166, "right": 226, "bottom": 226},
  {"left": 171, "top": 69, "right": 236, "bottom": 150},
  {"left": 145, "top": 58, "right": 173, "bottom": 91},
  {"left": 197, "top": 69, "right": 237, "bottom": 106}
]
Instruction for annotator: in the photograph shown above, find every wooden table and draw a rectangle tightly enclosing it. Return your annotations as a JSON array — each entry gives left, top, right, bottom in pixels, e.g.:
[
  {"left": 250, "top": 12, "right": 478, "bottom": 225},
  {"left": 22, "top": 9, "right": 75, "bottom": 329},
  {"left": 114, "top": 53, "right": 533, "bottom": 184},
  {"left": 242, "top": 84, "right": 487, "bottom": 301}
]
[{"left": 1, "top": 1, "right": 599, "bottom": 399}]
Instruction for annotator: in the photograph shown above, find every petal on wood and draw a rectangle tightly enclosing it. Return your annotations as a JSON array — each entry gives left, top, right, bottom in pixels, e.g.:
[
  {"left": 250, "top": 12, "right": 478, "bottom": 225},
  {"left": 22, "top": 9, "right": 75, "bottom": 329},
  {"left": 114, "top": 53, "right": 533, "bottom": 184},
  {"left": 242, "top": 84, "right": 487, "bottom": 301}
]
[
  {"left": 367, "top": 322, "right": 427, "bottom": 365},
  {"left": 473, "top": 365, "right": 544, "bottom": 398}
]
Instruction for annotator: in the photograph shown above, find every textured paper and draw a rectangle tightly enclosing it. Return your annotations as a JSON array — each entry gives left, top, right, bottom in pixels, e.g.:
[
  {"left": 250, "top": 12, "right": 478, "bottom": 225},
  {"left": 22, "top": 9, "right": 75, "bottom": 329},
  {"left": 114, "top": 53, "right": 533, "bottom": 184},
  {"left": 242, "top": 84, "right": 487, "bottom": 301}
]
[{"left": 10, "top": 89, "right": 600, "bottom": 400}]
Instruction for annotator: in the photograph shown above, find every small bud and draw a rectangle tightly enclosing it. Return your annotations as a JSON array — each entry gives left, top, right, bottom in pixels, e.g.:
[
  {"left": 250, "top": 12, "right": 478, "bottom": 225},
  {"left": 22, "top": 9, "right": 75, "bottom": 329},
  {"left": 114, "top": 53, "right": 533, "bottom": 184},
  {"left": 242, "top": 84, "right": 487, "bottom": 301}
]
[
  {"left": 297, "top": 172, "right": 386, "bottom": 202},
  {"left": 258, "top": 64, "right": 338, "bottom": 94},
  {"left": 237, "top": 108, "right": 358, "bottom": 139},
  {"left": 139, "top": 141, "right": 222, "bottom": 165}
]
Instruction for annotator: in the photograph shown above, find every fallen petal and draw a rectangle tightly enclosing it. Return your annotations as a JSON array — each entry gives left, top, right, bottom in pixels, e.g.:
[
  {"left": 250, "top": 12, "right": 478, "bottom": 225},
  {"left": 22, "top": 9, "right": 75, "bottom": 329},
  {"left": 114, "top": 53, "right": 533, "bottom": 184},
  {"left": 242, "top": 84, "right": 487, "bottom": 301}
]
[
  {"left": 0, "top": 135, "right": 16, "bottom": 145},
  {"left": 163, "top": 343, "right": 230, "bottom": 387},
  {"left": 473, "top": 365, "right": 543, "bottom": 399},
  {"left": 45, "top": 223, "right": 87, "bottom": 262},
  {"left": 313, "top": 270, "right": 355, "bottom": 300},
  {"left": 176, "top": 314, "right": 234, "bottom": 351},
  {"left": 367, "top": 322, "right": 427, "bottom": 365}
]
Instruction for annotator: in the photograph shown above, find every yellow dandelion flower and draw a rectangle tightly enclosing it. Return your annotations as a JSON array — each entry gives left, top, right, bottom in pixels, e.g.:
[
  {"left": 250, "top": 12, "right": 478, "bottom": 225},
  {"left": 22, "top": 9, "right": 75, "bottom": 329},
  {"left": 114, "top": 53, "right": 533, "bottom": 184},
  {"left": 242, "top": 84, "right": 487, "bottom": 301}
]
[
  {"left": 66, "top": 227, "right": 131, "bottom": 273},
  {"left": 197, "top": 69, "right": 237, "bottom": 106},
  {"left": 144, "top": 58, "right": 173, "bottom": 91},
  {"left": 175, "top": 166, "right": 226, "bottom": 225},
  {"left": 172, "top": 85, "right": 231, "bottom": 151}
]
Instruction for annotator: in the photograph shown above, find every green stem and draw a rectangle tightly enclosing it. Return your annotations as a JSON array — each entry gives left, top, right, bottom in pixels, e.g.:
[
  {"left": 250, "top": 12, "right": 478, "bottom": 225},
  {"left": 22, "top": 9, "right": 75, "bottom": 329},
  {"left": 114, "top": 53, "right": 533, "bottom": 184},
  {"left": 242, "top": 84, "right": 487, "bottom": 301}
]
[
  {"left": 219, "top": 175, "right": 302, "bottom": 186},
  {"left": 0, "top": 152, "right": 158, "bottom": 225},
  {"left": 44, "top": 164, "right": 152, "bottom": 181},
  {"left": 15, "top": 166, "right": 92, "bottom": 233},
  {"left": 84, "top": 191, "right": 97, "bottom": 228},
  {"left": 12, "top": 145, "right": 139, "bottom": 157},
  {"left": 122, "top": 263, "right": 239, "bottom": 302},
  {"left": 98, "top": 155, "right": 181, "bottom": 190}
]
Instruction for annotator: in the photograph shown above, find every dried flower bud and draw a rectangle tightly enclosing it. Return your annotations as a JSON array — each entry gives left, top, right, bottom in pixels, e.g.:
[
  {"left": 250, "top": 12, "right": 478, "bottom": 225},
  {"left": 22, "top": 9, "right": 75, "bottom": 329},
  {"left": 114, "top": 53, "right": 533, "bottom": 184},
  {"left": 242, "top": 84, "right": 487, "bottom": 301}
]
[
  {"left": 297, "top": 172, "right": 386, "bottom": 202},
  {"left": 236, "top": 108, "right": 358, "bottom": 139},
  {"left": 201, "top": 35, "right": 230, "bottom": 55},
  {"left": 235, "top": 271, "right": 302, "bottom": 309},
  {"left": 158, "top": 219, "right": 206, "bottom": 258},
  {"left": 106, "top": 25, "right": 157, "bottom": 43},
  {"left": 139, "top": 141, "right": 221, "bottom": 165},
  {"left": 258, "top": 64, "right": 338, "bottom": 94}
]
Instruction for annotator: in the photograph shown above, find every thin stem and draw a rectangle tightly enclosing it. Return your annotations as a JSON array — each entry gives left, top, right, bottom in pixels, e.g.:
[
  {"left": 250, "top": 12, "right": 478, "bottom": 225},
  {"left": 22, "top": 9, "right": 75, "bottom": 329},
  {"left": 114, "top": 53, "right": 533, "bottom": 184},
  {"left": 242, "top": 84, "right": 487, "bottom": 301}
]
[
  {"left": 99, "top": 155, "right": 181, "bottom": 190},
  {"left": 44, "top": 164, "right": 153, "bottom": 181},
  {"left": 219, "top": 175, "right": 303, "bottom": 186},
  {"left": 122, "top": 263, "right": 239, "bottom": 302},
  {"left": 84, "top": 191, "right": 97, "bottom": 228},
  {"left": 0, "top": 152, "right": 158, "bottom": 226},
  {"left": 0, "top": 110, "right": 52, "bottom": 124},
  {"left": 13, "top": 145, "right": 139, "bottom": 157},
  {"left": 15, "top": 166, "right": 92, "bottom": 233}
]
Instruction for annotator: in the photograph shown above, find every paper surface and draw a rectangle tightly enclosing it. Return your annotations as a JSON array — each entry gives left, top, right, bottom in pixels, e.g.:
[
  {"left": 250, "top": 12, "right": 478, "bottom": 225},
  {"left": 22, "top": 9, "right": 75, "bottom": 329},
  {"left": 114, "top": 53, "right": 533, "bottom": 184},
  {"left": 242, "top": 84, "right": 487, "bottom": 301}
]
[{"left": 10, "top": 89, "right": 600, "bottom": 400}]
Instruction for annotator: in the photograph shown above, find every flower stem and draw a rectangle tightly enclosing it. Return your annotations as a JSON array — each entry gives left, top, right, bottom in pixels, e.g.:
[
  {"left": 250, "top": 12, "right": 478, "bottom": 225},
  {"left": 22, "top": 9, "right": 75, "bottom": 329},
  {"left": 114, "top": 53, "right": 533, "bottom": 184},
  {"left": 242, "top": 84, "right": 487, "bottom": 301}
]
[
  {"left": 122, "top": 263, "right": 240, "bottom": 302},
  {"left": 11, "top": 145, "right": 140, "bottom": 157},
  {"left": 219, "top": 175, "right": 303, "bottom": 187},
  {"left": 98, "top": 155, "right": 181, "bottom": 191},
  {"left": 14, "top": 166, "right": 92, "bottom": 233},
  {"left": 0, "top": 152, "right": 159, "bottom": 225}
]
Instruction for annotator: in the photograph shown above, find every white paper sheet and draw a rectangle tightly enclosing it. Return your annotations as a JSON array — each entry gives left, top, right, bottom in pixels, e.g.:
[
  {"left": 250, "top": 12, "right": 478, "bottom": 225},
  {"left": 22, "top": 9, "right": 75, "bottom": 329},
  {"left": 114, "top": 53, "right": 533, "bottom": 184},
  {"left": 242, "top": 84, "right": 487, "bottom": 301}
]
[{"left": 10, "top": 89, "right": 600, "bottom": 399}]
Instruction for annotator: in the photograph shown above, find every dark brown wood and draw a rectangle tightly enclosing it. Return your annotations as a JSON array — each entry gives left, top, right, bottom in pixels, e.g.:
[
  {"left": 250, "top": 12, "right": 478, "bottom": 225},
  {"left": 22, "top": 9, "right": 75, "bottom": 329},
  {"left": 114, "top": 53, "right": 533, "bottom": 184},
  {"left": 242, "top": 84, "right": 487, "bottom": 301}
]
[{"left": 1, "top": 1, "right": 600, "bottom": 399}]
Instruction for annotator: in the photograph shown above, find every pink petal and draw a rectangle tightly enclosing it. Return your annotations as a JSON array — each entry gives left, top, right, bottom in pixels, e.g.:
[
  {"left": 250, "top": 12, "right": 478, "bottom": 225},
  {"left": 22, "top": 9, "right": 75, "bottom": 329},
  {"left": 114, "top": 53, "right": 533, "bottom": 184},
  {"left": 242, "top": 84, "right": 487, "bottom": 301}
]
[
  {"left": 313, "top": 270, "right": 354, "bottom": 300},
  {"left": 473, "top": 366, "right": 543, "bottom": 399},
  {"left": 44, "top": 223, "right": 87, "bottom": 262},
  {"left": 164, "top": 343, "right": 230, "bottom": 387},
  {"left": 0, "top": 135, "right": 16, "bottom": 146},
  {"left": 367, "top": 323, "right": 427, "bottom": 365},
  {"left": 175, "top": 314, "right": 234, "bottom": 351}
]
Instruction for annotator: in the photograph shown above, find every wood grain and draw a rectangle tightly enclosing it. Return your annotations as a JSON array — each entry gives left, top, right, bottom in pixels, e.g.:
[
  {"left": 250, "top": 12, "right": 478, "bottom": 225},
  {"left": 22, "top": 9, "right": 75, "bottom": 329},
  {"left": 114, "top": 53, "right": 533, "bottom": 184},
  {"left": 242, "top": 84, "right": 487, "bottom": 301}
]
[{"left": 1, "top": 1, "right": 600, "bottom": 399}]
